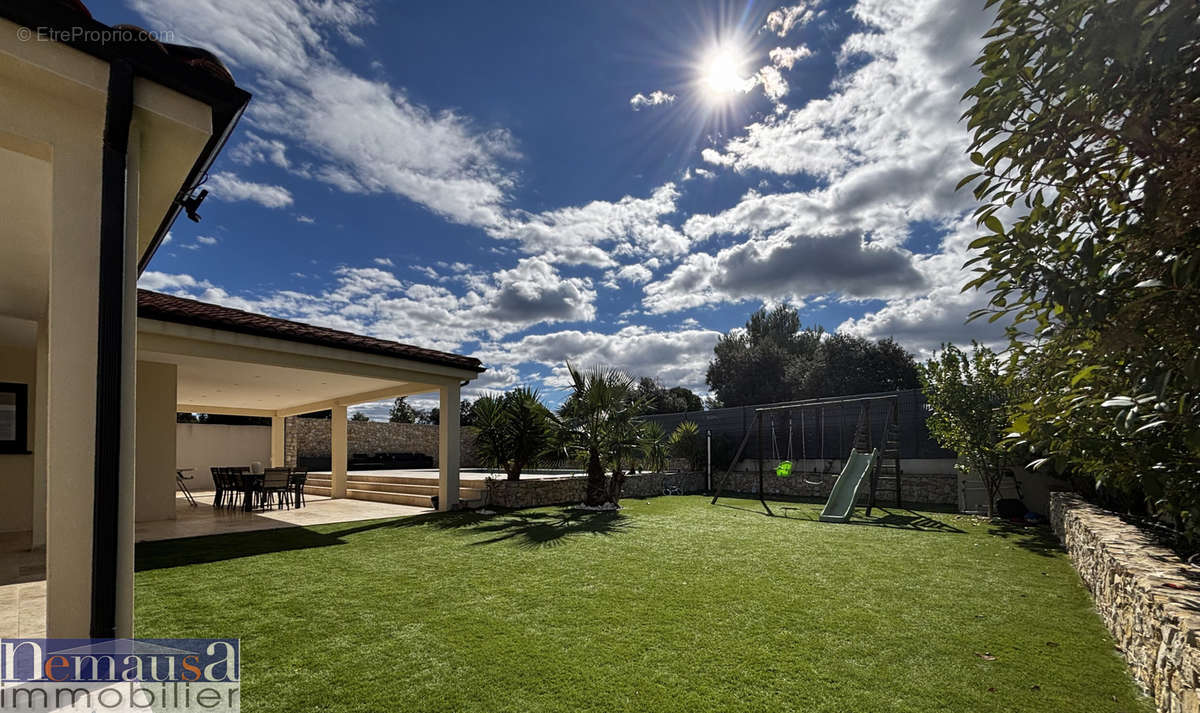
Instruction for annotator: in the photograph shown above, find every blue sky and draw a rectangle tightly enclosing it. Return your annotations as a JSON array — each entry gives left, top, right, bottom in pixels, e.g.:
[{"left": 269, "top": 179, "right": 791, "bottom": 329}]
[{"left": 94, "top": 0, "right": 1002, "bottom": 415}]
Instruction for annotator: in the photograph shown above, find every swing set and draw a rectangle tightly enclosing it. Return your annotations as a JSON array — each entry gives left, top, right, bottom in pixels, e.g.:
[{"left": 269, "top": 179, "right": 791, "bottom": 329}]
[{"left": 709, "top": 393, "right": 903, "bottom": 521}]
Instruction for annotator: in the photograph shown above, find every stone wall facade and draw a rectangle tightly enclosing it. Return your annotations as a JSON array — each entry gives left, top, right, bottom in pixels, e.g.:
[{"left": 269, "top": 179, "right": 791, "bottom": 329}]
[
  {"left": 714, "top": 469, "right": 957, "bottom": 506},
  {"left": 1051, "top": 493, "right": 1200, "bottom": 713},
  {"left": 290, "top": 418, "right": 480, "bottom": 468},
  {"left": 485, "top": 472, "right": 708, "bottom": 509}
]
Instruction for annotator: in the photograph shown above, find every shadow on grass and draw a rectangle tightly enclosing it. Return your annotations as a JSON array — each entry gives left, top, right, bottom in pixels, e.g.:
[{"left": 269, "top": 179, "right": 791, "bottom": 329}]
[
  {"left": 137, "top": 528, "right": 347, "bottom": 571},
  {"left": 381, "top": 507, "right": 635, "bottom": 549},
  {"left": 987, "top": 521, "right": 1063, "bottom": 557},
  {"left": 138, "top": 508, "right": 637, "bottom": 569},
  {"left": 715, "top": 494, "right": 965, "bottom": 534}
]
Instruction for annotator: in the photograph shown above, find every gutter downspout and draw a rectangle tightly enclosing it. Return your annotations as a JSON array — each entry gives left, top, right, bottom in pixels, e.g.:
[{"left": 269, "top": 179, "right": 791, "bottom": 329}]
[{"left": 92, "top": 59, "right": 134, "bottom": 639}]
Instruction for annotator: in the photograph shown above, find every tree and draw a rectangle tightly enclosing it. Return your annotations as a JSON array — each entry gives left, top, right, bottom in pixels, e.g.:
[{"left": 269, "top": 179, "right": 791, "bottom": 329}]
[
  {"left": 388, "top": 397, "right": 420, "bottom": 424},
  {"left": 706, "top": 305, "right": 919, "bottom": 406},
  {"left": 557, "top": 364, "right": 646, "bottom": 506},
  {"left": 639, "top": 421, "right": 670, "bottom": 473},
  {"left": 350, "top": 412, "right": 370, "bottom": 422},
  {"left": 420, "top": 407, "right": 439, "bottom": 425},
  {"left": 635, "top": 377, "right": 704, "bottom": 415},
  {"left": 919, "top": 343, "right": 1014, "bottom": 517},
  {"left": 471, "top": 388, "right": 554, "bottom": 481},
  {"left": 962, "top": 0, "right": 1200, "bottom": 537},
  {"left": 668, "top": 421, "right": 705, "bottom": 472}
]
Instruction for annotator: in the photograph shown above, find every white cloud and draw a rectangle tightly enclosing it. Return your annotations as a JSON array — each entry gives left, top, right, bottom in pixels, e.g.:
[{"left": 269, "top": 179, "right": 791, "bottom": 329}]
[
  {"left": 231, "top": 131, "right": 292, "bottom": 170},
  {"left": 373, "top": 257, "right": 393, "bottom": 266},
  {"left": 195, "top": 235, "right": 218, "bottom": 245},
  {"left": 644, "top": 229, "right": 925, "bottom": 313},
  {"left": 602, "top": 263, "right": 654, "bottom": 289},
  {"left": 136, "top": 258, "right": 596, "bottom": 352},
  {"left": 497, "top": 183, "right": 688, "bottom": 267},
  {"left": 206, "top": 172, "right": 294, "bottom": 208},
  {"left": 296, "top": 215, "right": 315, "bottom": 224},
  {"left": 769, "top": 45, "right": 813, "bottom": 69},
  {"left": 629, "top": 90, "right": 676, "bottom": 111},
  {"left": 475, "top": 325, "right": 722, "bottom": 394},
  {"left": 764, "top": 3, "right": 820, "bottom": 37}
]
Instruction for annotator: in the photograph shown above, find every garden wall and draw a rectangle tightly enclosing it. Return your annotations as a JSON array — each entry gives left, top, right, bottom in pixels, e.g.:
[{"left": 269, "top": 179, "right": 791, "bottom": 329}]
[
  {"left": 485, "top": 472, "right": 708, "bottom": 509},
  {"left": 290, "top": 418, "right": 480, "bottom": 468},
  {"left": 1051, "top": 493, "right": 1200, "bottom": 713}
]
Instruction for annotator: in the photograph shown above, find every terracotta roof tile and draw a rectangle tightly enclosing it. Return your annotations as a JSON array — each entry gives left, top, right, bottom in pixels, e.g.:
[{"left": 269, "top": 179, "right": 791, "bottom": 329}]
[{"left": 138, "top": 290, "right": 485, "bottom": 374}]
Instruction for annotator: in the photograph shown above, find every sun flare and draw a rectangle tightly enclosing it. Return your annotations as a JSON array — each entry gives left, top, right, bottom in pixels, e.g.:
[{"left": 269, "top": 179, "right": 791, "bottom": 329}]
[{"left": 699, "top": 45, "right": 751, "bottom": 102}]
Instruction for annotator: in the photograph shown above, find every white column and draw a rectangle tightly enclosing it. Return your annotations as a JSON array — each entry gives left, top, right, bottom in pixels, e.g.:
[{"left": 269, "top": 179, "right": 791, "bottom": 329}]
[
  {"left": 45, "top": 108, "right": 105, "bottom": 637},
  {"left": 331, "top": 404, "right": 348, "bottom": 498},
  {"left": 115, "top": 129, "right": 140, "bottom": 638},
  {"left": 438, "top": 382, "right": 461, "bottom": 511},
  {"left": 270, "top": 416, "right": 285, "bottom": 468}
]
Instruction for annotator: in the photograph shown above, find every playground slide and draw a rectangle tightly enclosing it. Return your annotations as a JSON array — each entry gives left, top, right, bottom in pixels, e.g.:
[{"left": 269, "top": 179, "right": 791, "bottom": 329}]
[{"left": 818, "top": 448, "right": 879, "bottom": 523}]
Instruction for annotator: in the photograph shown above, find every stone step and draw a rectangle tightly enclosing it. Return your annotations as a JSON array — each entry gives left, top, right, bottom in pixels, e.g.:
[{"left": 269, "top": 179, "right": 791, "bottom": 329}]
[
  {"left": 343, "top": 489, "right": 485, "bottom": 508},
  {"left": 347, "top": 489, "right": 435, "bottom": 508},
  {"left": 303, "top": 478, "right": 481, "bottom": 499},
  {"left": 346, "top": 481, "right": 484, "bottom": 498}
]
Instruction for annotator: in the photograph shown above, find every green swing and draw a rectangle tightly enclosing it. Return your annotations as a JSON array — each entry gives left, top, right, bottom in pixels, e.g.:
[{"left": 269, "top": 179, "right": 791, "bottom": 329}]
[{"left": 772, "top": 415, "right": 794, "bottom": 477}]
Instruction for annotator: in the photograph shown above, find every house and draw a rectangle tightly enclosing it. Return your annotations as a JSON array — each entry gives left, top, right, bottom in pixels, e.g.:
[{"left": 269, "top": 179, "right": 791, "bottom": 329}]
[{"left": 0, "top": 0, "right": 484, "bottom": 640}]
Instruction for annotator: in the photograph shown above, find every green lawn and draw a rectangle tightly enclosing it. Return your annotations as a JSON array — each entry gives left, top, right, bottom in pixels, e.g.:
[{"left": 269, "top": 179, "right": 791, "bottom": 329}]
[{"left": 135, "top": 496, "right": 1151, "bottom": 713}]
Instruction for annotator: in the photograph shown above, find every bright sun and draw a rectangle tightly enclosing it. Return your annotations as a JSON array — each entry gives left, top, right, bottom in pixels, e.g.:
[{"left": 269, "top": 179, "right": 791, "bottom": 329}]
[{"left": 699, "top": 46, "right": 750, "bottom": 101}]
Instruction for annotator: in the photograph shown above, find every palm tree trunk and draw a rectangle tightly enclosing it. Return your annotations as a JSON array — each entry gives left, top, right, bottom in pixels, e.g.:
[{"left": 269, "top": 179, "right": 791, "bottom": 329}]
[
  {"left": 584, "top": 450, "right": 608, "bottom": 506},
  {"left": 608, "top": 469, "right": 626, "bottom": 505}
]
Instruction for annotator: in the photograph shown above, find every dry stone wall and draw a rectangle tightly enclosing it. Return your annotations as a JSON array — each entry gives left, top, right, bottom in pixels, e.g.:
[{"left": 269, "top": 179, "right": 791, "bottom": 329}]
[
  {"left": 1051, "top": 493, "right": 1200, "bottom": 713},
  {"left": 289, "top": 418, "right": 480, "bottom": 468},
  {"left": 485, "top": 472, "right": 708, "bottom": 509}
]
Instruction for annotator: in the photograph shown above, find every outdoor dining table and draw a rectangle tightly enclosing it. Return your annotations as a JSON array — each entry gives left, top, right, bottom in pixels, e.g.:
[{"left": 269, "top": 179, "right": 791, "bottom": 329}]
[{"left": 232, "top": 470, "right": 307, "bottom": 511}]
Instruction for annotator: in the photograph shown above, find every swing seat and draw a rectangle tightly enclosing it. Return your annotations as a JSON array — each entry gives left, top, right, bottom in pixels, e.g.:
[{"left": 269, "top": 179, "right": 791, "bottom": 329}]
[{"left": 775, "top": 460, "right": 793, "bottom": 477}]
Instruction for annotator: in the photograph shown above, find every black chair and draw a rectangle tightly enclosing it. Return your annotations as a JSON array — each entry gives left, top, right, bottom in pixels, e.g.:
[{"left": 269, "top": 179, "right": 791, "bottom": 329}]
[
  {"left": 289, "top": 471, "right": 308, "bottom": 508},
  {"left": 261, "top": 468, "right": 292, "bottom": 510},
  {"left": 210, "top": 467, "right": 229, "bottom": 509}
]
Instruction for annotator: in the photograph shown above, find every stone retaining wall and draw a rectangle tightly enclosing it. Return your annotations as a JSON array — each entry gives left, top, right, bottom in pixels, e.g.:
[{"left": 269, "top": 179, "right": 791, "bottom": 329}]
[
  {"left": 714, "top": 470, "right": 957, "bottom": 505},
  {"left": 1051, "top": 493, "right": 1200, "bottom": 713},
  {"left": 485, "top": 472, "right": 708, "bottom": 509},
  {"left": 290, "top": 418, "right": 480, "bottom": 467}
]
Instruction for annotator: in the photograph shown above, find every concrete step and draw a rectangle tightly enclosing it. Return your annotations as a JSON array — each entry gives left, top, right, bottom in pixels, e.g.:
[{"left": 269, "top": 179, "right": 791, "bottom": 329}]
[
  {"left": 304, "top": 478, "right": 481, "bottom": 499},
  {"left": 346, "top": 481, "right": 484, "bottom": 498},
  {"left": 347, "top": 489, "right": 434, "bottom": 507},
  {"left": 346, "top": 489, "right": 486, "bottom": 508}
]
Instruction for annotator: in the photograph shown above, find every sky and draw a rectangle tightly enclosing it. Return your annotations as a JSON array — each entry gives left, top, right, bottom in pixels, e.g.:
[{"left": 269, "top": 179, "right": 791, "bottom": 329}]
[{"left": 93, "top": 0, "right": 1004, "bottom": 417}]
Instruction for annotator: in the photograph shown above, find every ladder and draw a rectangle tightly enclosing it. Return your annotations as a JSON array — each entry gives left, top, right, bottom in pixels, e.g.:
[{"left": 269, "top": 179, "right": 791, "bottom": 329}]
[{"left": 849, "top": 400, "right": 903, "bottom": 516}]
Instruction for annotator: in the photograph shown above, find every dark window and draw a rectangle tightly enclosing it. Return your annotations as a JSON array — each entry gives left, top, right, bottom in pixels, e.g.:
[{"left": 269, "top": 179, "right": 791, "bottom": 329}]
[{"left": 0, "top": 382, "right": 29, "bottom": 454}]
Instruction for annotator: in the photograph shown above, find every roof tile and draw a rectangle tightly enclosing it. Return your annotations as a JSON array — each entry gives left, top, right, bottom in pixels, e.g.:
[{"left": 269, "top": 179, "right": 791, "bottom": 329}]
[{"left": 137, "top": 290, "right": 485, "bottom": 374}]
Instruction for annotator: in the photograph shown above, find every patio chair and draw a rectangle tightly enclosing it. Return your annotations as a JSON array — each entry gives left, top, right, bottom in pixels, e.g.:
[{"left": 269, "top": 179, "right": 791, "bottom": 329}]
[
  {"left": 261, "top": 468, "right": 292, "bottom": 510},
  {"left": 214, "top": 467, "right": 245, "bottom": 510},
  {"left": 290, "top": 471, "right": 308, "bottom": 508},
  {"left": 210, "top": 467, "right": 229, "bottom": 509}
]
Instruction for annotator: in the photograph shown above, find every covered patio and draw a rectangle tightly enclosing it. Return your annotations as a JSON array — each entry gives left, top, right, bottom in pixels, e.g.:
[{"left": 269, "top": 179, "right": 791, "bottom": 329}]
[{"left": 135, "top": 290, "right": 486, "bottom": 519}]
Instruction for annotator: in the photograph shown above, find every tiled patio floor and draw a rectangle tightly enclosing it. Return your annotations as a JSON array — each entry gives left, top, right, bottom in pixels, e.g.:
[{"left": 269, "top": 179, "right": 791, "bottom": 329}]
[{"left": 135, "top": 492, "right": 430, "bottom": 542}]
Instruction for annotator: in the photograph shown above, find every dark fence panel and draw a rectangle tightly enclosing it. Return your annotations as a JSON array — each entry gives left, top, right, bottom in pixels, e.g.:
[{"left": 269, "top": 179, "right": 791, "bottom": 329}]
[{"left": 643, "top": 388, "right": 953, "bottom": 466}]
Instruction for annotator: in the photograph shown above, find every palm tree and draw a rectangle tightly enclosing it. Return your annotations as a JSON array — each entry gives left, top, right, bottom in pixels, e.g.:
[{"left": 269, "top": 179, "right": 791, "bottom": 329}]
[
  {"left": 471, "top": 387, "right": 553, "bottom": 480},
  {"left": 639, "top": 421, "right": 670, "bottom": 473},
  {"left": 557, "top": 363, "right": 645, "bottom": 506},
  {"left": 669, "top": 421, "right": 703, "bottom": 472}
]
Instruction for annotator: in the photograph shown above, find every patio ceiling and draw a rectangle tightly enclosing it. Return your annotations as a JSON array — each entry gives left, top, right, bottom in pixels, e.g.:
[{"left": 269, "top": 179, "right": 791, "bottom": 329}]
[{"left": 137, "top": 315, "right": 477, "bottom": 417}]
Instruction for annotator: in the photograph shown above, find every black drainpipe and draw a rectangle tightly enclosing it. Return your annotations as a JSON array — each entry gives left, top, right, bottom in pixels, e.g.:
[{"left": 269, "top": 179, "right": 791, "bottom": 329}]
[{"left": 91, "top": 59, "right": 134, "bottom": 639}]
